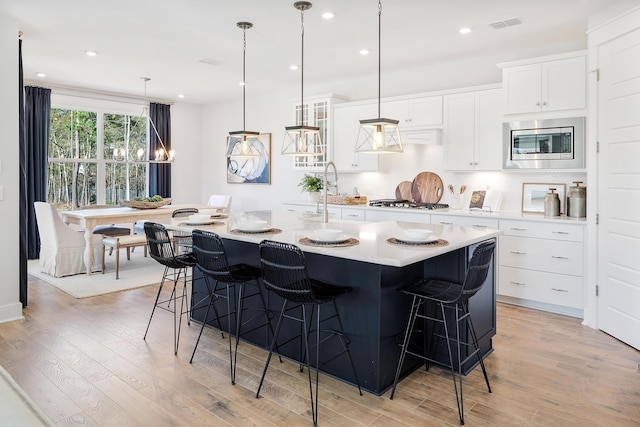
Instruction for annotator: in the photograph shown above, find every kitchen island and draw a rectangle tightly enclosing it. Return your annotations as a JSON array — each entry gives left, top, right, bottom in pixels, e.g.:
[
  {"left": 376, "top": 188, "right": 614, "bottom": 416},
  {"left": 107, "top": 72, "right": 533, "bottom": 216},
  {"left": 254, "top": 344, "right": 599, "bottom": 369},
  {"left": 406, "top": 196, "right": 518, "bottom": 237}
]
[{"left": 174, "top": 210, "right": 500, "bottom": 395}]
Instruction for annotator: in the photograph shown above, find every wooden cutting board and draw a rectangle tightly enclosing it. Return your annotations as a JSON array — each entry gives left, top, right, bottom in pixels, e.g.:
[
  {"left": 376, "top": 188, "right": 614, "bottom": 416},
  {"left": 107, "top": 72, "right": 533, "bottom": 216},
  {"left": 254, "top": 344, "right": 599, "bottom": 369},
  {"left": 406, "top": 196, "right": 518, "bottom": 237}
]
[
  {"left": 395, "top": 181, "right": 413, "bottom": 201},
  {"left": 410, "top": 172, "right": 444, "bottom": 203}
]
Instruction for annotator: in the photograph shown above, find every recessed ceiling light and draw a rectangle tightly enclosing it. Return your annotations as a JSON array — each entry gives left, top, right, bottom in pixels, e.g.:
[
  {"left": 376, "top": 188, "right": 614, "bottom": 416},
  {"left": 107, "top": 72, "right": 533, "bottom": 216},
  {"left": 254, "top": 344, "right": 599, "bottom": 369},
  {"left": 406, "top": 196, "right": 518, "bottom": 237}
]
[
  {"left": 321, "top": 12, "right": 334, "bottom": 20},
  {"left": 290, "top": 65, "right": 299, "bottom": 70},
  {"left": 459, "top": 27, "right": 471, "bottom": 34},
  {"left": 85, "top": 50, "right": 98, "bottom": 56},
  {"left": 36, "top": 72, "right": 46, "bottom": 77},
  {"left": 360, "top": 49, "right": 369, "bottom": 55},
  {"left": 178, "top": 94, "right": 185, "bottom": 99}
]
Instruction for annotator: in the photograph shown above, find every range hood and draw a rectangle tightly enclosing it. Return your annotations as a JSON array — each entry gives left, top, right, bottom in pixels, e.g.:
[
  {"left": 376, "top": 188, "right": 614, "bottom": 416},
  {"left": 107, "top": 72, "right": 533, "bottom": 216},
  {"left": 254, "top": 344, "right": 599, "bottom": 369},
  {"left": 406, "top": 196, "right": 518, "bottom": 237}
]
[{"left": 401, "top": 128, "right": 441, "bottom": 145}]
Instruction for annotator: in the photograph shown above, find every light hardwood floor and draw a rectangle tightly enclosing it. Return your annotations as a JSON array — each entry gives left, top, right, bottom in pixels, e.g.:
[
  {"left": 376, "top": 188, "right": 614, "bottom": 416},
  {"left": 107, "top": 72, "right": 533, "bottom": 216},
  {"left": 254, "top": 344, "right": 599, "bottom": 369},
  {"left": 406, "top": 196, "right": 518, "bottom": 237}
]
[{"left": 0, "top": 276, "right": 639, "bottom": 426}]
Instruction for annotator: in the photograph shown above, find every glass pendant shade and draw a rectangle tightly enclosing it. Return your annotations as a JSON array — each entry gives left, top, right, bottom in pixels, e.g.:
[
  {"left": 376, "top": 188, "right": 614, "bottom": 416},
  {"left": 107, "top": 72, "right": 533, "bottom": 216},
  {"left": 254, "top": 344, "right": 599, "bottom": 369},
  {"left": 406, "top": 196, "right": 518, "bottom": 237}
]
[
  {"left": 282, "top": 125, "right": 323, "bottom": 157},
  {"left": 355, "top": 0, "right": 403, "bottom": 154},
  {"left": 228, "top": 22, "right": 260, "bottom": 158},
  {"left": 356, "top": 118, "right": 402, "bottom": 153},
  {"left": 282, "top": 1, "right": 323, "bottom": 157},
  {"left": 227, "top": 131, "right": 261, "bottom": 157}
]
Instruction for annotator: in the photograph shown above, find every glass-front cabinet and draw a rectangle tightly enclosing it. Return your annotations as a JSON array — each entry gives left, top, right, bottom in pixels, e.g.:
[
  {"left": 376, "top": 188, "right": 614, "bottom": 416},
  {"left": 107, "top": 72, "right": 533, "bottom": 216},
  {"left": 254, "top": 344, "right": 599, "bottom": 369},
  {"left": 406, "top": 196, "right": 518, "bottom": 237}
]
[{"left": 291, "top": 95, "right": 347, "bottom": 171}]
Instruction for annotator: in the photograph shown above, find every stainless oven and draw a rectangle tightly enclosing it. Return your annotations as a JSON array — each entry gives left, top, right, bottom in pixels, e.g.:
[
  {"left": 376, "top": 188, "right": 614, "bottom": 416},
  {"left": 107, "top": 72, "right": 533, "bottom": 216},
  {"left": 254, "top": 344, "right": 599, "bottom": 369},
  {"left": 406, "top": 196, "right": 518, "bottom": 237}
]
[{"left": 503, "top": 117, "right": 585, "bottom": 169}]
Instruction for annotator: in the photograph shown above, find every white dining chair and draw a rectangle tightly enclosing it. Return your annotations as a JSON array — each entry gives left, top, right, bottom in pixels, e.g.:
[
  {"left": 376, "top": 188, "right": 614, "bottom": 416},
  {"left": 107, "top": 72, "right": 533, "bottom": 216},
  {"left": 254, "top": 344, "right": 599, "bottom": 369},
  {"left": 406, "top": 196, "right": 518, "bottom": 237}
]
[
  {"left": 34, "top": 202, "right": 103, "bottom": 277},
  {"left": 207, "top": 195, "right": 232, "bottom": 213}
]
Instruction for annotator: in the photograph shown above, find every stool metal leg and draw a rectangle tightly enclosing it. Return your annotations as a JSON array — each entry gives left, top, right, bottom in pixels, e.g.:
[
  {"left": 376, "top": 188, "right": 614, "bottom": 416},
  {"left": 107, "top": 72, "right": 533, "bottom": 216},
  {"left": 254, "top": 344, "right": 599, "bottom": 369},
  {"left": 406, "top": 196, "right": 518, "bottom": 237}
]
[
  {"left": 189, "top": 275, "right": 224, "bottom": 363},
  {"left": 256, "top": 299, "right": 288, "bottom": 398},
  {"left": 390, "top": 295, "right": 423, "bottom": 400}
]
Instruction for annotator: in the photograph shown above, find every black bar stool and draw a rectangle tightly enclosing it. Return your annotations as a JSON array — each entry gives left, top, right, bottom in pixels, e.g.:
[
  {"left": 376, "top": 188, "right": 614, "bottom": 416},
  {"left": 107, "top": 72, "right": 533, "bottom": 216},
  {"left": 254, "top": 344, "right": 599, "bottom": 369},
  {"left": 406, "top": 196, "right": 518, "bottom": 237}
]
[
  {"left": 390, "top": 240, "right": 496, "bottom": 425},
  {"left": 143, "top": 222, "right": 196, "bottom": 355},
  {"left": 171, "top": 208, "right": 199, "bottom": 254},
  {"left": 190, "top": 230, "right": 279, "bottom": 384},
  {"left": 256, "top": 239, "right": 362, "bottom": 426}
]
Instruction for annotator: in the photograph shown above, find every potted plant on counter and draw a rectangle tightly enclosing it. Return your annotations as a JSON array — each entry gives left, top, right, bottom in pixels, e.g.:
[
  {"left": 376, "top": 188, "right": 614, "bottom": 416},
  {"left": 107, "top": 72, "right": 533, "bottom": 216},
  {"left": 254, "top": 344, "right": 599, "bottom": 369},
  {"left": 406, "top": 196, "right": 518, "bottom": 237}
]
[{"left": 298, "top": 174, "right": 323, "bottom": 202}]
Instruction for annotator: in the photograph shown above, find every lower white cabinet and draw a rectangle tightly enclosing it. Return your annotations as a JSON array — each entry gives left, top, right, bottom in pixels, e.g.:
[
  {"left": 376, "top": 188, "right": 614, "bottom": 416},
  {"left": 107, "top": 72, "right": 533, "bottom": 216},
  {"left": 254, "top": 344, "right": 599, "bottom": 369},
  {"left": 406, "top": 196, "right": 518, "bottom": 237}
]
[
  {"left": 498, "top": 219, "right": 584, "bottom": 312},
  {"left": 340, "top": 208, "right": 366, "bottom": 222},
  {"left": 431, "top": 214, "right": 499, "bottom": 229}
]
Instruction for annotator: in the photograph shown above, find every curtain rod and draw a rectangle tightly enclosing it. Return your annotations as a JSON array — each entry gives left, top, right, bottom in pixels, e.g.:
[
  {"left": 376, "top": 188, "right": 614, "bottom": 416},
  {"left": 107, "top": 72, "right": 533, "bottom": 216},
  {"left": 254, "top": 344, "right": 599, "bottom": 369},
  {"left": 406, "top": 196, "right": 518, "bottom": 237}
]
[{"left": 23, "top": 80, "right": 175, "bottom": 106}]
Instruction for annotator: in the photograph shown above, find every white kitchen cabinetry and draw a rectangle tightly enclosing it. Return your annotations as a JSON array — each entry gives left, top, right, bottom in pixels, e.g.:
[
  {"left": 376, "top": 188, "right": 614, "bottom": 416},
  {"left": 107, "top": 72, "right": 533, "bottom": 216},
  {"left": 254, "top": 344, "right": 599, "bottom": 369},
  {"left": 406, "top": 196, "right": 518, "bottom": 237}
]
[
  {"left": 498, "top": 219, "right": 584, "bottom": 314},
  {"left": 340, "top": 207, "right": 366, "bottom": 222},
  {"left": 292, "top": 94, "right": 348, "bottom": 171},
  {"left": 365, "top": 208, "right": 431, "bottom": 224},
  {"left": 431, "top": 214, "right": 499, "bottom": 230},
  {"left": 332, "top": 103, "right": 378, "bottom": 172},
  {"left": 381, "top": 96, "right": 443, "bottom": 128},
  {"left": 443, "top": 88, "right": 502, "bottom": 171},
  {"left": 500, "top": 54, "right": 586, "bottom": 115}
]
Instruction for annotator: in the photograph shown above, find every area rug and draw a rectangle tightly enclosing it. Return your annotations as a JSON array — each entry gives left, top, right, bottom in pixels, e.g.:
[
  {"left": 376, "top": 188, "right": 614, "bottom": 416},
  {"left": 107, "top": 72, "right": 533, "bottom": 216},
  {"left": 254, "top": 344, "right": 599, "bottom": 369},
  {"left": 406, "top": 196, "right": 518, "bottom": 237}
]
[
  {"left": 0, "top": 365, "right": 55, "bottom": 426},
  {"left": 28, "top": 249, "right": 164, "bottom": 298}
]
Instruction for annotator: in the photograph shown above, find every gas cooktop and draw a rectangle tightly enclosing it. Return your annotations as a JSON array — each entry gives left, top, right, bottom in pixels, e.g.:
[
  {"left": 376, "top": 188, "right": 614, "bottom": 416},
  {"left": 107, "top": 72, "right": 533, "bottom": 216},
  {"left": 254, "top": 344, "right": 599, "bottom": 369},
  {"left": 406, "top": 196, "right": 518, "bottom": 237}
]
[{"left": 368, "top": 199, "right": 449, "bottom": 210}]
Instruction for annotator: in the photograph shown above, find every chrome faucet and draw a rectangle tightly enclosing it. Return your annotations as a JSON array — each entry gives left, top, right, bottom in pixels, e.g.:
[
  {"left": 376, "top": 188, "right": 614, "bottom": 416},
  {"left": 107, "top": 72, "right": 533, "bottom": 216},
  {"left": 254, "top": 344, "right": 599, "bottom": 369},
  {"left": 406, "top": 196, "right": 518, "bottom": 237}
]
[{"left": 322, "top": 161, "right": 338, "bottom": 223}]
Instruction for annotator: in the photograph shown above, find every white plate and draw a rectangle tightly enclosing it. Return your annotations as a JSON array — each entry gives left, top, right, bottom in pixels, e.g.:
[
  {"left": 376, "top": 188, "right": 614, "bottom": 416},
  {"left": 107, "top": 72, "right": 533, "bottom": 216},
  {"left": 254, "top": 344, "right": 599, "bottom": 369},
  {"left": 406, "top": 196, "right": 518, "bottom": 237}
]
[
  {"left": 395, "top": 235, "right": 439, "bottom": 244},
  {"left": 237, "top": 225, "right": 273, "bottom": 233},
  {"left": 184, "top": 220, "right": 216, "bottom": 226},
  {"left": 309, "top": 234, "right": 350, "bottom": 244}
]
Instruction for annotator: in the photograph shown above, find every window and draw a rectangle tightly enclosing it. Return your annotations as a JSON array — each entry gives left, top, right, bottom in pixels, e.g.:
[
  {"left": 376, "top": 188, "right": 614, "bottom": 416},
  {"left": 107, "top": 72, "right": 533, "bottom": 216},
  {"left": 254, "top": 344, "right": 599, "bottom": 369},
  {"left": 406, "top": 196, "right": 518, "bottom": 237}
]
[{"left": 47, "top": 108, "right": 148, "bottom": 209}]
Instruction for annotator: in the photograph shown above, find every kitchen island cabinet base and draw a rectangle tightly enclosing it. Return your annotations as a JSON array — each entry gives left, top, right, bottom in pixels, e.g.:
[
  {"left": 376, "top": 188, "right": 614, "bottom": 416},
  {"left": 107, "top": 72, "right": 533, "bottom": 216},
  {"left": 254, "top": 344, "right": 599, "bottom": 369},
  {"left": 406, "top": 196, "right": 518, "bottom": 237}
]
[{"left": 190, "top": 238, "right": 496, "bottom": 395}]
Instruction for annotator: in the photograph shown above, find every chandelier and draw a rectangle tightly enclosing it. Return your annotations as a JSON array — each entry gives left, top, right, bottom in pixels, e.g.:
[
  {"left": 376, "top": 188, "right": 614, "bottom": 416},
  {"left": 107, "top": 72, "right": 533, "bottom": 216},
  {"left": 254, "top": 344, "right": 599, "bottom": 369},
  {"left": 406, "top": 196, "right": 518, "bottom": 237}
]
[{"left": 113, "top": 77, "right": 175, "bottom": 163}]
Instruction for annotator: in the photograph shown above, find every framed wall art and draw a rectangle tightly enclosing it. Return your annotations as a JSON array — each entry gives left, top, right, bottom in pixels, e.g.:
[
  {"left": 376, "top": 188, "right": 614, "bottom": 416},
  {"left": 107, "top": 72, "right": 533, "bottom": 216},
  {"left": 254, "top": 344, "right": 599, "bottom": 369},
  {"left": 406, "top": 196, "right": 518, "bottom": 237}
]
[
  {"left": 521, "top": 182, "right": 566, "bottom": 213},
  {"left": 226, "top": 133, "right": 271, "bottom": 184}
]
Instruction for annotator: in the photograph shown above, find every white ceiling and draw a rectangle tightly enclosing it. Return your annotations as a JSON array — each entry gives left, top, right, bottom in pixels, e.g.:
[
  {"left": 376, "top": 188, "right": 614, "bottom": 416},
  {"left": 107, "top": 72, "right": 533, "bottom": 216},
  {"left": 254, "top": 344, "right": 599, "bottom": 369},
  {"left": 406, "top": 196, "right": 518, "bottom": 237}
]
[{"left": 2, "top": 0, "right": 619, "bottom": 104}]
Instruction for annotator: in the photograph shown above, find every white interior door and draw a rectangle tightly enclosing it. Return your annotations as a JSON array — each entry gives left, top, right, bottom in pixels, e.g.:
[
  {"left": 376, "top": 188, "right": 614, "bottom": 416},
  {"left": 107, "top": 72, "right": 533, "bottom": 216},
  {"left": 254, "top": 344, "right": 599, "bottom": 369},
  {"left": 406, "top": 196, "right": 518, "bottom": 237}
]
[{"left": 597, "top": 27, "right": 640, "bottom": 350}]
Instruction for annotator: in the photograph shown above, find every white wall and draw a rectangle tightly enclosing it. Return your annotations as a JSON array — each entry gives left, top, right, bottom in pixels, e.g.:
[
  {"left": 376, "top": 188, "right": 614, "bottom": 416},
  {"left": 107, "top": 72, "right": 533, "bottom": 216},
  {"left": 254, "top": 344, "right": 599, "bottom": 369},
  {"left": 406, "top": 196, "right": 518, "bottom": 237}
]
[
  {"left": 0, "top": 16, "right": 24, "bottom": 323},
  {"left": 200, "top": 80, "right": 587, "bottom": 214},
  {"left": 170, "top": 102, "right": 202, "bottom": 204}
]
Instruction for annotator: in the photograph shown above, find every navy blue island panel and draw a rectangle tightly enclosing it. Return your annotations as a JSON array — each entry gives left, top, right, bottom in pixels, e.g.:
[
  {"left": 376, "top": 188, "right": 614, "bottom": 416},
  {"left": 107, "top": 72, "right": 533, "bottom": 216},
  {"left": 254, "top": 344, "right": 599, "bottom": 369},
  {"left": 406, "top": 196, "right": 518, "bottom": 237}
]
[{"left": 190, "top": 238, "right": 496, "bottom": 396}]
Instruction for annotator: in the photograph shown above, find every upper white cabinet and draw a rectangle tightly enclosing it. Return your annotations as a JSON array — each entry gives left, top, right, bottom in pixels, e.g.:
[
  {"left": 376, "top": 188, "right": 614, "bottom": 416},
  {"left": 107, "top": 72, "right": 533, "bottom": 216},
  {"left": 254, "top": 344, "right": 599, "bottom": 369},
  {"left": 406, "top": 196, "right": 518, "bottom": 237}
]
[
  {"left": 332, "top": 103, "right": 379, "bottom": 172},
  {"left": 292, "top": 94, "right": 348, "bottom": 171},
  {"left": 381, "top": 96, "right": 443, "bottom": 129},
  {"left": 443, "top": 88, "right": 502, "bottom": 171},
  {"left": 500, "top": 53, "right": 586, "bottom": 115}
]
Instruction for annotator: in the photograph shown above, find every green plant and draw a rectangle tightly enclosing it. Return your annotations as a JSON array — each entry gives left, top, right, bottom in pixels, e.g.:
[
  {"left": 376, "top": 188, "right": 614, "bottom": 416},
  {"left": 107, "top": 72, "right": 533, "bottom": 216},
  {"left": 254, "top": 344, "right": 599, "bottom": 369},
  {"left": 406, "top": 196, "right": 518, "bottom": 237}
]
[{"left": 298, "top": 174, "right": 323, "bottom": 193}]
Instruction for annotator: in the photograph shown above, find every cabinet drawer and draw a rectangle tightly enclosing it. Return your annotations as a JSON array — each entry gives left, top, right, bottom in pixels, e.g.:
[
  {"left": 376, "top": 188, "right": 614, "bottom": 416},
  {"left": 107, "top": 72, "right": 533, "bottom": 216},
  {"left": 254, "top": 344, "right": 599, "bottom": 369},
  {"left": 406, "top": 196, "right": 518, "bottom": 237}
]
[
  {"left": 341, "top": 208, "right": 366, "bottom": 222},
  {"left": 500, "top": 219, "right": 584, "bottom": 242},
  {"left": 499, "top": 235, "right": 583, "bottom": 276},
  {"left": 499, "top": 266, "right": 583, "bottom": 309},
  {"left": 432, "top": 214, "right": 499, "bottom": 229}
]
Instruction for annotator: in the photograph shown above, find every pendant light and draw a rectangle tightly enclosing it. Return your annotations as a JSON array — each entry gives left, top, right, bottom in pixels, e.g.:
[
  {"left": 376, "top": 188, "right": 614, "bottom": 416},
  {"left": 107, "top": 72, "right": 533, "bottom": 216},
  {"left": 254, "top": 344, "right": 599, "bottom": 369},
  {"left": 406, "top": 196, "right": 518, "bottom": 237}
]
[
  {"left": 281, "top": 1, "right": 323, "bottom": 157},
  {"left": 355, "top": 0, "right": 403, "bottom": 154},
  {"left": 227, "top": 21, "right": 261, "bottom": 158},
  {"left": 140, "top": 77, "right": 175, "bottom": 163}
]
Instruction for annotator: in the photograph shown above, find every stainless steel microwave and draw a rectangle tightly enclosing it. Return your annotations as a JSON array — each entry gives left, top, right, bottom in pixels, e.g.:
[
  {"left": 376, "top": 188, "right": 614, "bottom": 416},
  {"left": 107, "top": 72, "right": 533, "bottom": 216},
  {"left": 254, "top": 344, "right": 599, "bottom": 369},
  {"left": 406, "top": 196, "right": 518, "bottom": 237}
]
[{"left": 503, "top": 117, "right": 585, "bottom": 169}]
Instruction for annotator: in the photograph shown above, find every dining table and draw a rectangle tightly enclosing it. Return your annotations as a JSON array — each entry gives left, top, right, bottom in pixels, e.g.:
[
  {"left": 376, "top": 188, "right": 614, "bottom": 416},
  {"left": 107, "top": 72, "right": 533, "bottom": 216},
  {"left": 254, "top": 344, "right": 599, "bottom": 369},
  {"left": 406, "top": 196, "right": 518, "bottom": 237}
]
[{"left": 60, "top": 204, "right": 208, "bottom": 275}]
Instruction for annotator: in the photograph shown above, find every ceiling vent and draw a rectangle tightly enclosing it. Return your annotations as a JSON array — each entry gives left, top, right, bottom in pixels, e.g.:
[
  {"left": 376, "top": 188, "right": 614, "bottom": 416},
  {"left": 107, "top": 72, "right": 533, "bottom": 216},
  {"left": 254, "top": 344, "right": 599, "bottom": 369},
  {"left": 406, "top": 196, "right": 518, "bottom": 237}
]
[
  {"left": 489, "top": 18, "right": 522, "bottom": 29},
  {"left": 198, "top": 58, "right": 223, "bottom": 66}
]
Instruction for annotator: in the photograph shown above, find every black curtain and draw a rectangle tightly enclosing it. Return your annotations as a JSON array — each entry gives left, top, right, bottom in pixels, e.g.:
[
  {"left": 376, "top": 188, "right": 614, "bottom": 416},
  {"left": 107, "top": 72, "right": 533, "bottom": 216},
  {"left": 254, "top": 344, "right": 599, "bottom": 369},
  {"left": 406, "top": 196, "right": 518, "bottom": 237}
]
[
  {"left": 23, "top": 86, "right": 51, "bottom": 261},
  {"left": 148, "top": 102, "right": 171, "bottom": 197},
  {"left": 18, "top": 38, "right": 27, "bottom": 306}
]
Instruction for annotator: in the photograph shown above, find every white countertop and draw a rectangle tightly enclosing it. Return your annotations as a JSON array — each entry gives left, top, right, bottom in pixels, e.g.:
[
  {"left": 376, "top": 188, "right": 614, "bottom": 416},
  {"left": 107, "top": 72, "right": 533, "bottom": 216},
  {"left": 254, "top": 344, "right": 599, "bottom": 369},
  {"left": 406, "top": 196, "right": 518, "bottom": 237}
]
[
  {"left": 282, "top": 201, "right": 587, "bottom": 225},
  {"left": 169, "top": 210, "right": 500, "bottom": 268}
]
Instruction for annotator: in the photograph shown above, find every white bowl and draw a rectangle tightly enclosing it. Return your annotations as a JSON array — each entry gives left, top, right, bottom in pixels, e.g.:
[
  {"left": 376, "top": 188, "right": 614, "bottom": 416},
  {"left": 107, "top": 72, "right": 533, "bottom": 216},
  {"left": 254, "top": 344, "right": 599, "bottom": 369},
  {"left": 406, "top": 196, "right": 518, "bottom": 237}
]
[
  {"left": 199, "top": 208, "right": 219, "bottom": 216},
  {"left": 188, "top": 214, "right": 211, "bottom": 222},
  {"left": 313, "top": 228, "right": 342, "bottom": 241},
  {"left": 240, "top": 220, "right": 269, "bottom": 230},
  {"left": 402, "top": 228, "right": 433, "bottom": 241}
]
